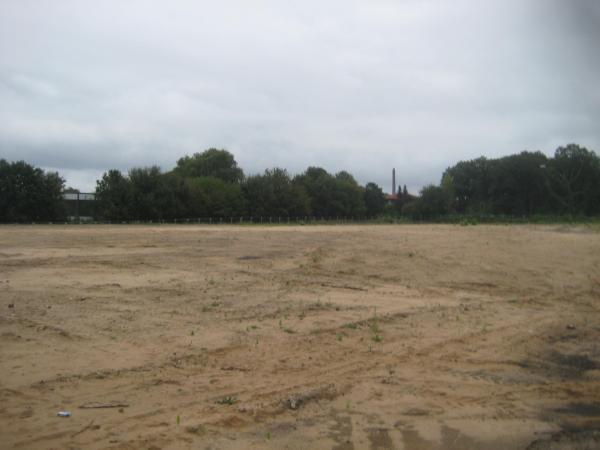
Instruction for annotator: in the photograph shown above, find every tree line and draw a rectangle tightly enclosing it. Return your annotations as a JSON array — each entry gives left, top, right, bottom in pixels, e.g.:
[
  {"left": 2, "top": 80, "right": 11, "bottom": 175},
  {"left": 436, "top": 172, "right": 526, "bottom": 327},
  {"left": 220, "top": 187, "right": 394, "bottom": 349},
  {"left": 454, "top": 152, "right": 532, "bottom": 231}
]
[
  {"left": 402, "top": 144, "right": 600, "bottom": 220},
  {"left": 1, "top": 143, "right": 598, "bottom": 223},
  {"left": 0, "top": 159, "right": 65, "bottom": 222},
  {"left": 94, "top": 149, "right": 385, "bottom": 221}
]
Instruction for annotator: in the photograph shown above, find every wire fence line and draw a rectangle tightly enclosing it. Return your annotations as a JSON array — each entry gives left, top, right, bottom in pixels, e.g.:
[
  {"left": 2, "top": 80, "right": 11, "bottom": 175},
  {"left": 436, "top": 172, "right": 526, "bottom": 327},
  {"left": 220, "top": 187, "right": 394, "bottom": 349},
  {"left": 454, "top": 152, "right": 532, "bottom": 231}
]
[
  {"left": 1, "top": 215, "right": 384, "bottom": 225},
  {"left": 103, "top": 216, "right": 375, "bottom": 225}
]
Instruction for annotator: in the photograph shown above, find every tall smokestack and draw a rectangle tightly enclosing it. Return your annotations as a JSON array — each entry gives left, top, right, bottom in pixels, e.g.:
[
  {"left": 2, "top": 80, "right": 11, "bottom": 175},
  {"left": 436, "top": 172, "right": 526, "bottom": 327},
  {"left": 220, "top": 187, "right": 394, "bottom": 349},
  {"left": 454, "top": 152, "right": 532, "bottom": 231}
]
[{"left": 392, "top": 168, "right": 396, "bottom": 196}]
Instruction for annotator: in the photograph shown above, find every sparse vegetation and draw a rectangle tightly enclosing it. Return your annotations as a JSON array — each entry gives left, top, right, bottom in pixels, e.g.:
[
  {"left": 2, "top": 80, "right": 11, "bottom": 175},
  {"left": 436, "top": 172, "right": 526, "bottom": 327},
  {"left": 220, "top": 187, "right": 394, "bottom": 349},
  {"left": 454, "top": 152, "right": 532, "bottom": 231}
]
[
  {"left": 336, "top": 332, "right": 346, "bottom": 342},
  {"left": 369, "top": 311, "right": 383, "bottom": 342},
  {"left": 216, "top": 396, "right": 238, "bottom": 405},
  {"left": 3, "top": 224, "right": 599, "bottom": 449},
  {"left": 202, "top": 301, "right": 221, "bottom": 312}
]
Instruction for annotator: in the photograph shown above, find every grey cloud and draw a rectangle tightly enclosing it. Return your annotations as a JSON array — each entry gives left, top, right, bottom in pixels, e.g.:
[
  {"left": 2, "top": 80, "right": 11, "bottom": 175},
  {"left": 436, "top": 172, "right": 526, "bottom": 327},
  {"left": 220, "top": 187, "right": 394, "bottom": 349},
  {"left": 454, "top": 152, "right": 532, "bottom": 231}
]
[{"left": 0, "top": 0, "right": 598, "bottom": 193}]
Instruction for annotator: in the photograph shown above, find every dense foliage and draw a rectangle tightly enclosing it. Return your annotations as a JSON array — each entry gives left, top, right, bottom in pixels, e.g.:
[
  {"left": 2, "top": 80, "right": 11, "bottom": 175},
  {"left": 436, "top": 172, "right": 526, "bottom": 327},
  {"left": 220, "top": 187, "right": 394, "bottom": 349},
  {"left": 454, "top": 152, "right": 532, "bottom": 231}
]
[
  {"left": 173, "top": 148, "right": 244, "bottom": 184},
  {"left": 402, "top": 144, "right": 600, "bottom": 220},
  {"left": 0, "top": 159, "right": 65, "bottom": 222},
  {"left": 94, "top": 149, "right": 382, "bottom": 221},
  {"left": 243, "top": 168, "right": 310, "bottom": 218},
  {"left": 2, "top": 144, "right": 598, "bottom": 223}
]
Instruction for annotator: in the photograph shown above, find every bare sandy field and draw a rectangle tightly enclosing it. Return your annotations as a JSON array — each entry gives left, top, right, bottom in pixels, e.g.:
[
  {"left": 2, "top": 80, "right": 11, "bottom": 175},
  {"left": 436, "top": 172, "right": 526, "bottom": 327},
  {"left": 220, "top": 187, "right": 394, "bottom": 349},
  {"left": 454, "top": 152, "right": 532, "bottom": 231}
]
[{"left": 1, "top": 224, "right": 599, "bottom": 449}]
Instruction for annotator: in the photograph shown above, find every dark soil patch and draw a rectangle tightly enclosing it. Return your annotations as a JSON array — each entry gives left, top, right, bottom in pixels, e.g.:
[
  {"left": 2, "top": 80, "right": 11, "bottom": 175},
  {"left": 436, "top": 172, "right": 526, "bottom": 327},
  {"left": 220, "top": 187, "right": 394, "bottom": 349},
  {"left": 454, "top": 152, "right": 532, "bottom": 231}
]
[
  {"left": 519, "top": 351, "right": 598, "bottom": 379},
  {"left": 367, "top": 428, "right": 394, "bottom": 449},
  {"left": 556, "top": 403, "right": 600, "bottom": 418},
  {"left": 526, "top": 429, "right": 600, "bottom": 450}
]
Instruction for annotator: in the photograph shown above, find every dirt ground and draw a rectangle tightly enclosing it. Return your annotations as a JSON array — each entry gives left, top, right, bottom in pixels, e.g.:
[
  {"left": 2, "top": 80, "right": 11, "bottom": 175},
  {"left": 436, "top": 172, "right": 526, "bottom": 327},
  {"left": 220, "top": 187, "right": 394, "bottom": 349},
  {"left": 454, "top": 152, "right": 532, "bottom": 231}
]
[{"left": 1, "top": 224, "right": 600, "bottom": 450}]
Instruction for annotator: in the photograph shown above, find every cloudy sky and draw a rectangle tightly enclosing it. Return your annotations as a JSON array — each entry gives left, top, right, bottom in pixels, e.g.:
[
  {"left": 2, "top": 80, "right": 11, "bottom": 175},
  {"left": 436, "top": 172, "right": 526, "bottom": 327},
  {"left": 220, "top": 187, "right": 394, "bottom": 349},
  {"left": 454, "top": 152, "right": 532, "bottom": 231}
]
[{"left": 1, "top": 0, "right": 599, "bottom": 193}]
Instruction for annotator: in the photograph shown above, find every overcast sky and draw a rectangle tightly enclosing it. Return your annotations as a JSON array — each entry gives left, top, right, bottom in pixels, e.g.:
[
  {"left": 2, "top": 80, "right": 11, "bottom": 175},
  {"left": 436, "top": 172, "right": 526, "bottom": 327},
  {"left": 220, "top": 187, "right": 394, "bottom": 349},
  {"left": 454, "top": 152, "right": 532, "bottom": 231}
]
[{"left": 1, "top": 1, "right": 599, "bottom": 193}]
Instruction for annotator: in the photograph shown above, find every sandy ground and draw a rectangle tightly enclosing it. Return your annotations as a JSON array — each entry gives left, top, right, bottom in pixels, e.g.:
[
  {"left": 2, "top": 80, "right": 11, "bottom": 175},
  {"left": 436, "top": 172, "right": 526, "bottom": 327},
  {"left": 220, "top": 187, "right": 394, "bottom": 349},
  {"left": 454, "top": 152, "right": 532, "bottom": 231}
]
[{"left": 1, "top": 224, "right": 599, "bottom": 450}]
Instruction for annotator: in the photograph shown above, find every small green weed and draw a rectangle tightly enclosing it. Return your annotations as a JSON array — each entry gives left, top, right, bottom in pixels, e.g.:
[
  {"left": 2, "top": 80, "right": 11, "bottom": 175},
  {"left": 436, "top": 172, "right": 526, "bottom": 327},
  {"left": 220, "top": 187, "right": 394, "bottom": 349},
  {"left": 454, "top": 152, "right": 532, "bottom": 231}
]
[
  {"left": 202, "top": 301, "right": 220, "bottom": 312},
  {"left": 216, "top": 396, "right": 238, "bottom": 405},
  {"left": 369, "top": 321, "right": 381, "bottom": 334}
]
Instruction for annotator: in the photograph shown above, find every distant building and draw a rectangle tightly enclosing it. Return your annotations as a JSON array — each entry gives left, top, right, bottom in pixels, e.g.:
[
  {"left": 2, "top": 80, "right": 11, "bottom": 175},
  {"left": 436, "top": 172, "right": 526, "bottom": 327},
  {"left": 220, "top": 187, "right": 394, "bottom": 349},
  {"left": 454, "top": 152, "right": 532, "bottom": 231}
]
[
  {"left": 62, "top": 192, "right": 97, "bottom": 222},
  {"left": 386, "top": 169, "right": 415, "bottom": 206},
  {"left": 386, "top": 168, "right": 398, "bottom": 204}
]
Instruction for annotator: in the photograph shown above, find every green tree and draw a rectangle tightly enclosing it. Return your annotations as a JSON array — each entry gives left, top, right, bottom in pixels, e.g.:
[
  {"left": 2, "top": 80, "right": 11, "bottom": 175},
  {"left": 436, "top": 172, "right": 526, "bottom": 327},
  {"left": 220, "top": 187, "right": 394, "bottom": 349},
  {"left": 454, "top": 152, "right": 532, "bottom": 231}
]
[
  {"left": 95, "top": 169, "right": 132, "bottom": 221},
  {"left": 183, "top": 176, "right": 210, "bottom": 217},
  {"left": 395, "top": 183, "right": 414, "bottom": 213},
  {"left": 487, "top": 152, "right": 549, "bottom": 215},
  {"left": 334, "top": 171, "right": 366, "bottom": 217},
  {"left": 363, "top": 182, "right": 386, "bottom": 217},
  {"left": 0, "top": 159, "right": 65, "bottom": 222},
  {"left": 243, "top": 168, "right": 310, "bottom": 218},
  {"left": 184, "top": 176, "right": 244, "bottom": 217},
  {"left": 440, "top": 174, "right": 456, "bottom": 214},
  {"left": 294, "top": 167, "right": 366, "bottom": 217},
  {"left": 401, "top": 185, "right": 451, "bottom": 220},
  {"left": 174, "top": 148, "right": 244, "bottom": 183},
  {"left": 162, "top": 172, "right": 191, "bottom": 219},
  {"left": 545, "top": 144, "right": 600, "bottom": 215},
  {"left": 443, "top": 157, "right": 493, "bottom": 214},
  {"left": 294, "top": 167, "right": 336, "bottom": 217},
  {"left": 128, "top": 166, "right": 175, "bottom": 220}
]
